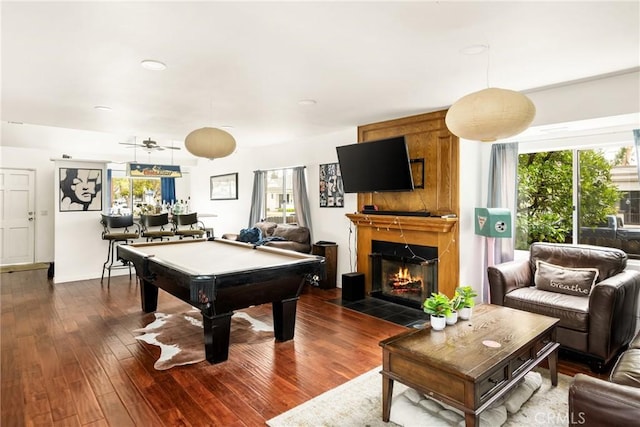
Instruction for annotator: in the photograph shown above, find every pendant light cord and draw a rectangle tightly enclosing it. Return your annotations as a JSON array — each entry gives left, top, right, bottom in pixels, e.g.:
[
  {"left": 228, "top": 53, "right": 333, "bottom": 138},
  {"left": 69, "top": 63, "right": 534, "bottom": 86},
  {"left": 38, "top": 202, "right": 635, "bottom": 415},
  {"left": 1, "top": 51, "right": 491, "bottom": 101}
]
[{"left": 485, "top": 44, "right": 491, "bottom": 88}]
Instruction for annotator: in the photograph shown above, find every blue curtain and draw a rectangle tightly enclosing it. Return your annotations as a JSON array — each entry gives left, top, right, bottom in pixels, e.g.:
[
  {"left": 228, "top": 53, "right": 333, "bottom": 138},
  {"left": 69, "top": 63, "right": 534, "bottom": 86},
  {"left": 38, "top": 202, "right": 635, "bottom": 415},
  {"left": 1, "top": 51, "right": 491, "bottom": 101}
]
[{"left": 161, "top": 177, "right": 176, "bottom": 204}]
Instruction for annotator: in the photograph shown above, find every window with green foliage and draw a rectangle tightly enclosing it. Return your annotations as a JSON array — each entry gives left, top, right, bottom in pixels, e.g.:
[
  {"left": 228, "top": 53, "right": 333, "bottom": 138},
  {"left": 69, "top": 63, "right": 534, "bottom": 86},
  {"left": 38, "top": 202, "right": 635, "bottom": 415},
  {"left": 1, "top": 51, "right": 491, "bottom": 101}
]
[
  {"left": 517, "top": 144, "right": 640, "bottom": 258},
  {"left": 108, "top": 170, "right": 162, "bottom": 216}
]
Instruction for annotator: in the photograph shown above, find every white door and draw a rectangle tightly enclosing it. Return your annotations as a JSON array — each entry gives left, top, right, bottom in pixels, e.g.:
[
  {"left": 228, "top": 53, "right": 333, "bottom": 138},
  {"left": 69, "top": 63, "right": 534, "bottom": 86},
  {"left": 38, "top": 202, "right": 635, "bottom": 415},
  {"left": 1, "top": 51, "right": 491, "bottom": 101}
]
[{"left": 0, "top": 169, "right": 36, "bottom": 265}]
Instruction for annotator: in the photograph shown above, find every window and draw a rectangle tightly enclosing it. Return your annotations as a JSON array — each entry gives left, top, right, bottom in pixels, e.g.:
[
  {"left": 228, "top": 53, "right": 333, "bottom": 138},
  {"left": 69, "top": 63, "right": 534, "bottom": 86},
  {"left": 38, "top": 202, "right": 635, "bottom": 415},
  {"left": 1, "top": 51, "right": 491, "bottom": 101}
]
[
  {"left": 517, "top": 143, "right": 640, "bottom": 258},
  {"left": 108, "top": 170, "right": 166, "bottom": 216},
  {"left": 264, "top": 168, "right": 297, "bottom": 224}
]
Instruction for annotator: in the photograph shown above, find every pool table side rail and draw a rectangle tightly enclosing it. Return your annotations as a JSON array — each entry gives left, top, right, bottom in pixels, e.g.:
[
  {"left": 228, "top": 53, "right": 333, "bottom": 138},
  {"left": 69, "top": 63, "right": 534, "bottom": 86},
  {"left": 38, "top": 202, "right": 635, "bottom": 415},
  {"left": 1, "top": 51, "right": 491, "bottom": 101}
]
[{"left": 117, "top": 240, "right": 325, "bottom": 312}]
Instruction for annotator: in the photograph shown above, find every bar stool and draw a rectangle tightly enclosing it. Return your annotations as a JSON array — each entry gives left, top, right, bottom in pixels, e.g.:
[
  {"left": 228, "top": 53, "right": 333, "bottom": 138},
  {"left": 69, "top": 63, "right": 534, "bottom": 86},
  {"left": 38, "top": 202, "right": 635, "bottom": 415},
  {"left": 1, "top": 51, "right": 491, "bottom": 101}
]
[
  {"left": 173, "top": 212, "right": 206, "bottom": 239},
  {"left": 101, "top": 214, "right": 140, "bottom": 286},
  {"left": 140, "top": 212, "right": 175, "bottom": 242}
]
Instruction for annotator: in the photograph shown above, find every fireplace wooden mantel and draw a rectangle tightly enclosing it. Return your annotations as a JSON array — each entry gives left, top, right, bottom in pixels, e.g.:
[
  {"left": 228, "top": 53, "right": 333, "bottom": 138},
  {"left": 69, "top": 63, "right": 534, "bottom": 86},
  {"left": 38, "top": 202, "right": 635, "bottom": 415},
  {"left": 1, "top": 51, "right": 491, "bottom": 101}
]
[
  {"left": 347, "top": 214, "right": 459, "bottom": 297},
  {"left": 348, "top": 110, "right": 460, "bottom": 297},
  {"left": 346, "top": 214, "right": 457, "bottom": 234}
]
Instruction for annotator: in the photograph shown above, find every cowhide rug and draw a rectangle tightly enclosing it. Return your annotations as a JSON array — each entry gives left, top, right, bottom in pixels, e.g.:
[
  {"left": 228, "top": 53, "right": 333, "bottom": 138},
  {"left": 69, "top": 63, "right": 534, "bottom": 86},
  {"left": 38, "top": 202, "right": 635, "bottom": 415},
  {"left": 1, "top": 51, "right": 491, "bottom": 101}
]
[{"left": 134, "top": 308, "right": 273, "bottom": 370}]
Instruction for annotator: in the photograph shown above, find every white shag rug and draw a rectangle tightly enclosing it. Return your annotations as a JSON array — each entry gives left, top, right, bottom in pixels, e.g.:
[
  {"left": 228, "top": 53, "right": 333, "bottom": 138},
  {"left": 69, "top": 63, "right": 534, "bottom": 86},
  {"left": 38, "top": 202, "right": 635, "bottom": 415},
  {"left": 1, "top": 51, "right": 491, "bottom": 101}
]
[{"left": 267, "top": 366, "right": 572, "bottom": 427}]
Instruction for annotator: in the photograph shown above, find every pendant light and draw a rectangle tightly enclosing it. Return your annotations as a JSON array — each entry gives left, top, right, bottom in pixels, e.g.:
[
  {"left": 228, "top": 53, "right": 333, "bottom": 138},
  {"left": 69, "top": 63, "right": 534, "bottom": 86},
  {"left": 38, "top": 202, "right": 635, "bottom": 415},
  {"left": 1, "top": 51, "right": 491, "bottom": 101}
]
[
  {"left": 445, "top": 45, "right": 536, "bottom": 142},
  {"left": 184, "top": 127, "right": 236, "bottom": 160}
]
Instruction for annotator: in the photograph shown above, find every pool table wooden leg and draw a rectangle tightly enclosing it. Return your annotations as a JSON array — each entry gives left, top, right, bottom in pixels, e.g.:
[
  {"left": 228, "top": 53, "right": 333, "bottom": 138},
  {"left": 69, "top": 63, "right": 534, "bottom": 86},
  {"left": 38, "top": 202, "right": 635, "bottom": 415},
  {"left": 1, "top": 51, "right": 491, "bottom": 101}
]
[
  {"left": 202, "top": 312, "right": 233, "bottom": 363},
  {"left": 140, "top": 279, "right": 158, "bottom": 313},
  {"left": 272, "top": 296, "right": 298, "bottom": 341}
]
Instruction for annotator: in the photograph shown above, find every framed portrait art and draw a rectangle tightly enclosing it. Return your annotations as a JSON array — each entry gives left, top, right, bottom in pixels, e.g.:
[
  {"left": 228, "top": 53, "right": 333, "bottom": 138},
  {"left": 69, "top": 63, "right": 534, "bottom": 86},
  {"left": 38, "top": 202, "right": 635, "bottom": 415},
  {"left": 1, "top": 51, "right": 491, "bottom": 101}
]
[
  {"left": 59, "top": 168, "right": 103, "bottom": 212},
  {"left": 210, "top": 173, "right": 238, "bottom": 200},
  {"left": 319, "top": 163, "right": 344, "bottom": 207}
]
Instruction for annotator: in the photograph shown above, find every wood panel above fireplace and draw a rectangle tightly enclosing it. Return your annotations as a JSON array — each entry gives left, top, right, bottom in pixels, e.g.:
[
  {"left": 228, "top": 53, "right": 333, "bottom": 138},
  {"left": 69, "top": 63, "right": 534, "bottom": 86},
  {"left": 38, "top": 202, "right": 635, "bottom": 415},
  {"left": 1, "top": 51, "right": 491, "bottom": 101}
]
[{"left": 347, "top": 109, "right": 460, "bottom": 297}]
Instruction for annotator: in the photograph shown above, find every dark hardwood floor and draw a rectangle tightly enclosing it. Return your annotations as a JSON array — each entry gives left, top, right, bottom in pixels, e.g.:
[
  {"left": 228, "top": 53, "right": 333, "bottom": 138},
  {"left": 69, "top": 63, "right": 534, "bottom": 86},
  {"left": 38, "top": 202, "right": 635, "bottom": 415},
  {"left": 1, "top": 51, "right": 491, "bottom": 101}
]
[{"left": 1, "top": 269, "right": 608, "bottom": 426}]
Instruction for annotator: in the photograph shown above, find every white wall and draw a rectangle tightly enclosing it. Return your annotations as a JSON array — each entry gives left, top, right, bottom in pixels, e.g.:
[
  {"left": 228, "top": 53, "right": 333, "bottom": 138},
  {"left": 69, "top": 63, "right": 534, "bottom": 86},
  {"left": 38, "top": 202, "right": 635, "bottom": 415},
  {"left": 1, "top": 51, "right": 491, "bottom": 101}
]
[{"left": 53, "top": 159, "right": 108, "bottom": 283}]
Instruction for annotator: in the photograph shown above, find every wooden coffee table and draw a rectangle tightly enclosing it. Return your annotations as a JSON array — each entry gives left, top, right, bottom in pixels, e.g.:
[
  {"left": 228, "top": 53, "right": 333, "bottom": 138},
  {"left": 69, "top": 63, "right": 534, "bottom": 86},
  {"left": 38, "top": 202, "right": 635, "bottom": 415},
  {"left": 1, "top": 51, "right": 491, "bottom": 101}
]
[{"left": 379, "top": 304, "right": 559, "bottom": 427}]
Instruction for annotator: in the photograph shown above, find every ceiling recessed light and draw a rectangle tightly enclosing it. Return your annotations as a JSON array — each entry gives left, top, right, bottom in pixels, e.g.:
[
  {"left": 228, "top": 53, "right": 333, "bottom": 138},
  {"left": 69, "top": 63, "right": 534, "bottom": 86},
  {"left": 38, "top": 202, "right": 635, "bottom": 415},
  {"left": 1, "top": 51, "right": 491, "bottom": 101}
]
[
  {"left": 141, "top": 59, "right": 167, "bottom": 71},
  {"left": 459, "top": 44, "right": 489, "bottom": 55},
  {"left": 220, "top": 125, "right": 235, "bottom": 130},
  {"left": 298, "top": 99, "right": 317, "bottom": 106},
  {"left": 94, "top": 105, "right": 113, "bottom": 111}
]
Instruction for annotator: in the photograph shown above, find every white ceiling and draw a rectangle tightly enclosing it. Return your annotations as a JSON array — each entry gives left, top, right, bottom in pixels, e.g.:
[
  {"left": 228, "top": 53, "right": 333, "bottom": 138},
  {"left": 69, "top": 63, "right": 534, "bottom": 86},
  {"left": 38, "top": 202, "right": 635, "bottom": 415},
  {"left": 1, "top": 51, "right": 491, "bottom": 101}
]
[{"left": 2, "top": 1, "right": 639, "bottom": 162}]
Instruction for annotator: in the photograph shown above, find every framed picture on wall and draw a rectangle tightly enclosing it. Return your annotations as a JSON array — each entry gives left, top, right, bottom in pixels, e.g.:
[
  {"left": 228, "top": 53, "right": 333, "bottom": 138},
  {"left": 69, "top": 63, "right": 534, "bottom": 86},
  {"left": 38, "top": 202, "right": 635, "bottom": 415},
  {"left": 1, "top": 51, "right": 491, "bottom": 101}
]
[
  {"left": 319, "top": 163, "right": 344, "bottom": 207},
  {"left": 210, "top": 173, "right": 238, "bottom": 200},
  {"left": 59, "top": 168, "right": 103, "bottom": 211}
]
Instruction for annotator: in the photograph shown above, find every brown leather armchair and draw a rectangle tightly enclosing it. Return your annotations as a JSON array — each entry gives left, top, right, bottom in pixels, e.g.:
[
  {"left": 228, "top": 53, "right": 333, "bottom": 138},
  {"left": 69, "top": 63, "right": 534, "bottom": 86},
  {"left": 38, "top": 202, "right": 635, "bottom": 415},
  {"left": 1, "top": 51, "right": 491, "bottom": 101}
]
[
  {"left": 568, "top": 330, "right": 640, "bottom": 425},
  {"left": 488, "top": 242, "right": 640, "bottom": 371}
]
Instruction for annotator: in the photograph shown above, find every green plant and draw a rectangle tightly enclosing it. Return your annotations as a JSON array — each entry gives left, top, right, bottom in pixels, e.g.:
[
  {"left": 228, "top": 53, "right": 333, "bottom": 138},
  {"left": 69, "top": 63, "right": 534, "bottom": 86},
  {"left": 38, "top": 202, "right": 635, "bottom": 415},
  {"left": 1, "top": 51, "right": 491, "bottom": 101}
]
[
  {"left": 449, "top": 291, "right": 464, "bottom": 311},
  {"left": 422, "top": 293, "right": 452, "bottom": 317},
  {"left": 456, "top": 286, "right": 478, "bottom": 308},
  {"left": 516, "top": 149, "right": 619, "bottom": 249}
]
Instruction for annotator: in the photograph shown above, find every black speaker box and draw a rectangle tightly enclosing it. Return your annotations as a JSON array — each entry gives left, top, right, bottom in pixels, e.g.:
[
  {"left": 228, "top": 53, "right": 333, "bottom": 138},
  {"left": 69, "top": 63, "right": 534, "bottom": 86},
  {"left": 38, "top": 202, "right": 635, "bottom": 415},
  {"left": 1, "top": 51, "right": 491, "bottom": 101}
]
[{"left": 342, "top": 272, "right": 365, "bottom": 301}]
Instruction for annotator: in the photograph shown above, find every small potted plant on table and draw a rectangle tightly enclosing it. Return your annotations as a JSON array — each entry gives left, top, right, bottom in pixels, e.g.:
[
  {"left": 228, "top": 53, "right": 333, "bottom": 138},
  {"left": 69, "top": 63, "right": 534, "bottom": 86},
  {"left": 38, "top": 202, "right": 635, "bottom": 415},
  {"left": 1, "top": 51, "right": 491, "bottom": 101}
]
[
  {"left": 456, "top": 286, "right": 478, "bottom": 320},
  {"left": 447, "top": 291, "right": 463, "bottom": 325},
  {"left": 422, "top": 292, "right": 452, "bottom": 331}
]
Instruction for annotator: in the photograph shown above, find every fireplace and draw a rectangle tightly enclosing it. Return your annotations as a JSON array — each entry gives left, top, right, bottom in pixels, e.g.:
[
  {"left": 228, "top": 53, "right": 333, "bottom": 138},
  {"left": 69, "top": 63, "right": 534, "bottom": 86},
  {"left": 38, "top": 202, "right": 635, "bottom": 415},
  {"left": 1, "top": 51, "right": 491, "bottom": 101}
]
[{"left": 370, "top": 240, "right": 438, "bottom": 309}]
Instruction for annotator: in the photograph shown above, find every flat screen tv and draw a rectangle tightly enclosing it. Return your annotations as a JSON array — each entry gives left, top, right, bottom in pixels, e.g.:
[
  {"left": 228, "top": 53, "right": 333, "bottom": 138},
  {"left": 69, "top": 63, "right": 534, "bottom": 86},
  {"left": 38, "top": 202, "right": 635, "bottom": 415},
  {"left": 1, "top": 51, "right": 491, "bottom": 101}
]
[{"left": 336, "top": 136, "right": 414, "bottom": 193}]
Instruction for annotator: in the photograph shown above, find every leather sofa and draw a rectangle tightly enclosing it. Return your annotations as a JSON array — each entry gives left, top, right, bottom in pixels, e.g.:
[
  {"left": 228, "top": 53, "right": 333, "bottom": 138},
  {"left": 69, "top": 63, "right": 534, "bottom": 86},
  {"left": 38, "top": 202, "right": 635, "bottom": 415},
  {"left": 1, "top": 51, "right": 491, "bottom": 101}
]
[
  {"left": 222, "top": 221, "right": 311, "bottom": 253},
  {"left": 568, "top": 329, "right": 640, "bottom": 425},
  {"left": 488, "top": 242, "right": 640, "bottom": 371}
]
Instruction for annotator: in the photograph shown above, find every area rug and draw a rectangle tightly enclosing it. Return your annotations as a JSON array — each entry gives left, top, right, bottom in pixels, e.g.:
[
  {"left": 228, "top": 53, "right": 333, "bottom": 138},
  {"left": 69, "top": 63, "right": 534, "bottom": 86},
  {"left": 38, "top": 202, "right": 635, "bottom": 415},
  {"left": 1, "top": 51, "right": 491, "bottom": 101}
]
[
  {"left": 134, "top": 308, "right": 273, "bottom": 370},
  {"left": 0, "top": 262, "right": 50, "bottom": 273},
  {"left": 267, "top": 366, "right": 573, "bottom": 427}
]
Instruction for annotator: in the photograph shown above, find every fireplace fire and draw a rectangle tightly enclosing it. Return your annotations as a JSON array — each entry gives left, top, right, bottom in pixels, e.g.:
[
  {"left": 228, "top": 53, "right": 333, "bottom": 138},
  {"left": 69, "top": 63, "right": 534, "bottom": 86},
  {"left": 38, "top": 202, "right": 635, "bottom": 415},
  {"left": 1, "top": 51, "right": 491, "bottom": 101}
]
[
  {"left": 370, "top": 240, "right": 438, "bottom": 309},
  {"left": 388, "top": 266, "right": 422, "bottom": 294}
]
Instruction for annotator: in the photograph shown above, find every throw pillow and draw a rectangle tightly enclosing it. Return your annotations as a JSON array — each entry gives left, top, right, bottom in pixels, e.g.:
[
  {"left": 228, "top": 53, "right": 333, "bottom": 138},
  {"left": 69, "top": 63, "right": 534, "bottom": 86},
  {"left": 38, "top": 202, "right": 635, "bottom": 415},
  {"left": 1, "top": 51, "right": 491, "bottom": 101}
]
[
  {"left": 237, "top": 227, "right": 262, "bottom": 244},
  {"left": 534, "top": 260, "right": 599, "bottom": 297}
]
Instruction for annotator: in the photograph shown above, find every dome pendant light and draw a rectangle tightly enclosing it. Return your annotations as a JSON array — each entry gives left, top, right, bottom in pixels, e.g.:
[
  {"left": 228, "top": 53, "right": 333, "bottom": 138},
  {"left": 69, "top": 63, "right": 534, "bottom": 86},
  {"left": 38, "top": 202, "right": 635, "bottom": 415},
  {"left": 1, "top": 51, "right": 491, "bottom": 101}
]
[
  {"left": 184, "top": 127, "right": 236, "bottom": 160},
  {"left": 445, "top": 87, "right": 536, "bottom": 142},
  {"left": 445, "top": 44, "right": 536, "bottom": 142}
]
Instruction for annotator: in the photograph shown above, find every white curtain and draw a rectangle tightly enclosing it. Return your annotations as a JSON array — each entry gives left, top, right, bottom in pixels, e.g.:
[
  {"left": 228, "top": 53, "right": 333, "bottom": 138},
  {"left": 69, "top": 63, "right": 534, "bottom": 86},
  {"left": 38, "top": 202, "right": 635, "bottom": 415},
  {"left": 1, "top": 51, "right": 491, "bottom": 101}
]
[
  {"left": 248, "top": 170, "right": 266, "bottom": 227},
  {"left": 292, "top": 166, "right": 313, "bottom": 239},
  {"left": 483, "top": 142, "right": 519, "bottom": 302},
  {"left": 634, "top": 129, "right": 640, "bottom": 179}
]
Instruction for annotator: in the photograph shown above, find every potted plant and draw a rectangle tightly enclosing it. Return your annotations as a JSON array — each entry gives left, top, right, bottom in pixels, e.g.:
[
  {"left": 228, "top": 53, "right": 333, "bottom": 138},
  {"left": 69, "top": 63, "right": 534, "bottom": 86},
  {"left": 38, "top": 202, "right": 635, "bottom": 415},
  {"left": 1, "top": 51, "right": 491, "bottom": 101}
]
[
  {"left": 456, "top": 286, "right": 478, "bottom": 320},
  {"left": 422, "top": 292, "right": 452, "bottom": 331},
  {"left": 447, "top": 291, "right": 463, "bottom": 325}
]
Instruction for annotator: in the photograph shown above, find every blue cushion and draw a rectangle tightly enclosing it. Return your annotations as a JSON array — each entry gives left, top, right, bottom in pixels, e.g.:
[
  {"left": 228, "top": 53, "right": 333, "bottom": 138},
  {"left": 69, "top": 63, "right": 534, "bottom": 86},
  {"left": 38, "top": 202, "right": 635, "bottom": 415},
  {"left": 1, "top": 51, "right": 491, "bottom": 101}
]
[{"left": 237, "top": 227, "right": 262, "bottom": 243}]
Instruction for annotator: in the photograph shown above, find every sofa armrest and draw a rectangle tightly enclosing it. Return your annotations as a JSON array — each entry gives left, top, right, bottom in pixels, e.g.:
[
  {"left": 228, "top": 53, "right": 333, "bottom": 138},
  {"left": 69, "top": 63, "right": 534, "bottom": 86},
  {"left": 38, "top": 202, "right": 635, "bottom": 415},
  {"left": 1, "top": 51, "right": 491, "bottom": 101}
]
[
  {"left": 487, "top": 259, "right": 532, "bottom": 305},
  {"left": 264, "top": 241, "right": 311, "bottom": 254},
  {"left": 569, "top": 373, "right": 640, "bottom": 426},
  {"left": 588, "top": 269, "right": 640, "bottom": 359}
]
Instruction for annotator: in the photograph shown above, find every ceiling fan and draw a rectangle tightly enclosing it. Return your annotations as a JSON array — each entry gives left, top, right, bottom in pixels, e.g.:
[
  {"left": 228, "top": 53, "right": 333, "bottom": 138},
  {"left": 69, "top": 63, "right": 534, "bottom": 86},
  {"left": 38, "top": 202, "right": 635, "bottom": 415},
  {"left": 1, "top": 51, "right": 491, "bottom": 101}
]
[{"left": 119, "top": 138, "right": 181, "bottom": 151}]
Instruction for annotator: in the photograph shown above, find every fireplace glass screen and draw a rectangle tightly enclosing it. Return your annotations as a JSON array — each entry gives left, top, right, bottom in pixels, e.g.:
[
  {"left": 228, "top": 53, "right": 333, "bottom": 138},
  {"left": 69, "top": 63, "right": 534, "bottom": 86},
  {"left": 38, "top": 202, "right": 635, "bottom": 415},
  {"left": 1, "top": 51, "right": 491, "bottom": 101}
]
[
  {"left": 370, "top": 240, "right": 438, "bottom": 309},
  {"left": 380, "top": 259, "right": 434, "bottom": 305}
]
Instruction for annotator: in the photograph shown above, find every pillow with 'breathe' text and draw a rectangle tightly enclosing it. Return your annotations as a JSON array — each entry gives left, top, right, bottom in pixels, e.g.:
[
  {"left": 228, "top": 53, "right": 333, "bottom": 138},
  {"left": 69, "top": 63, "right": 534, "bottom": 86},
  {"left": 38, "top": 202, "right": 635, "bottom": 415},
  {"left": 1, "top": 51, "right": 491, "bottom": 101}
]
[{"left": 534, "top": 260, "right": 599, "bottom": 297}]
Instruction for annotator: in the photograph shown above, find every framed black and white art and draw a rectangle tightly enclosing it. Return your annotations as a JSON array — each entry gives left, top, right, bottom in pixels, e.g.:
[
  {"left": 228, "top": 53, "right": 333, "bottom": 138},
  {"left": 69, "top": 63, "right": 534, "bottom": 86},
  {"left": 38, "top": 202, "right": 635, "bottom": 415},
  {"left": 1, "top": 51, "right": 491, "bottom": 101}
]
[
  {"left": 319, "top": 163, "right": 344, "bottom": 208},
  {"left": 59, "top": 168, "right": 103, "bottom": 212}
]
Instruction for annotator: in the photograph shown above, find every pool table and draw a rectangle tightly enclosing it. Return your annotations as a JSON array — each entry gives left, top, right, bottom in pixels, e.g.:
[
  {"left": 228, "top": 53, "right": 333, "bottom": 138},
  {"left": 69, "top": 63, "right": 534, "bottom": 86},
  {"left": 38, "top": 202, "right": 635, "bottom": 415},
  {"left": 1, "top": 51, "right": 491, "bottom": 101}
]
[{"left": 117, "top": 238, "right": 325, "bottom": 363}]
